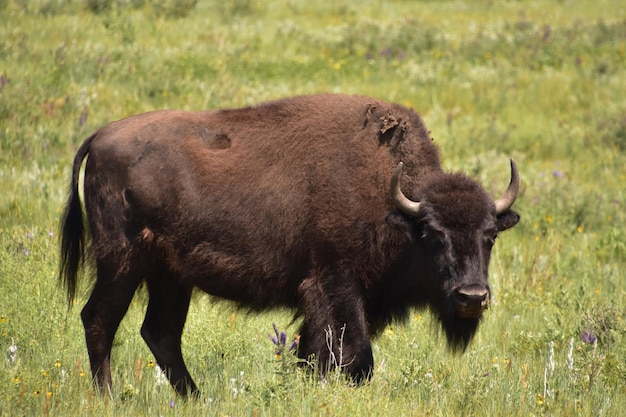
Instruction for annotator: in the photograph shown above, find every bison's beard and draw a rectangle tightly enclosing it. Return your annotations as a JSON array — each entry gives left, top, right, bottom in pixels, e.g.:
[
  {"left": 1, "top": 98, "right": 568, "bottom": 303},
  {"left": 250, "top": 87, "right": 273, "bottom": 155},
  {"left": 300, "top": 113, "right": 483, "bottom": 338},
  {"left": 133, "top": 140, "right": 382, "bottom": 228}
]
[{"left": 439, "top": 314, "right": 481, "bottom": 352}]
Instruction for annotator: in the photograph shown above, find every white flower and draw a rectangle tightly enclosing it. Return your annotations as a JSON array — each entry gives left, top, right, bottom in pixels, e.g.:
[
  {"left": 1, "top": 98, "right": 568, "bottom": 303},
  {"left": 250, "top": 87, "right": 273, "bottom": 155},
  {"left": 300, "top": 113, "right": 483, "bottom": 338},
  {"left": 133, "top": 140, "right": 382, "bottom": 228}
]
[
  {"left": 7, "top": 343, "right": 18, "bottom": 367},
  {"left": 154, "top": 365, "right": 168, "bottom": 386}
]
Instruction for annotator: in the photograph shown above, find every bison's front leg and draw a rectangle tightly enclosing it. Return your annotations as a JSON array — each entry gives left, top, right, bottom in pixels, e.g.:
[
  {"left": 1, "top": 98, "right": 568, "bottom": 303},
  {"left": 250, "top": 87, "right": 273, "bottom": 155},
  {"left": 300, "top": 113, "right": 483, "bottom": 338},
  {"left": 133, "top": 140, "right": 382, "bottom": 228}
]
[{"left": 297, "top": 275, "right": 373, "bottom": 382}]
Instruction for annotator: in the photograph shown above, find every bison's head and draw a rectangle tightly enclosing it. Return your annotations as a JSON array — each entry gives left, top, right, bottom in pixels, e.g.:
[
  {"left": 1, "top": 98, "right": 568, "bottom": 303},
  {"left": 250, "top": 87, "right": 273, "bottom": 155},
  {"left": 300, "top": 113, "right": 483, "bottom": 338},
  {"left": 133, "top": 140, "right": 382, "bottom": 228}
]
[{"left": 390, "top": 160, "right": 520, "bottom": 351}]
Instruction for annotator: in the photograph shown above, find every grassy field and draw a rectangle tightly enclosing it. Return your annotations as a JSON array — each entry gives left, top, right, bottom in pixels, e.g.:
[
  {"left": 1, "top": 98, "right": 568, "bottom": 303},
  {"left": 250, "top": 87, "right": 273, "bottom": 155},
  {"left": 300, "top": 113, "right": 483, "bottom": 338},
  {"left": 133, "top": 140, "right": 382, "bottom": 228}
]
[{"left": 1, "top": 0, "right": 625, "bottom": 415}]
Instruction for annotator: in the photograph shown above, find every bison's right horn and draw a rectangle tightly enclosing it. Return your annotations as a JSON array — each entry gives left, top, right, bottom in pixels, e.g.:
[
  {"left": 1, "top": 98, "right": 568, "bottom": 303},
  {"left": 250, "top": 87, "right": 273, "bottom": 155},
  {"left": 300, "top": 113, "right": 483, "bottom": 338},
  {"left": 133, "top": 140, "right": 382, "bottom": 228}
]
[
  {"left": 494, "top": 159, "right": 520, "bottom": 215},
  {"left": 390, "top": 162, "right": 421, "bottom": 216}
]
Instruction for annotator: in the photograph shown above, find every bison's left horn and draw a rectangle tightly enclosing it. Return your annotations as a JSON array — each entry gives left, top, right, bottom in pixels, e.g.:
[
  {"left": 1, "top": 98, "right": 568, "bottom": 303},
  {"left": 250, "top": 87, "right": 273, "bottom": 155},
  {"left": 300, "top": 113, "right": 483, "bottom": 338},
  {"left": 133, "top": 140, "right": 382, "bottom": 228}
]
[
  {"left": 391, "top": 162, "right": 421, "bottom": 216},
  {"left": 494, "top": 159, "right": 520, "bottom": 215}
]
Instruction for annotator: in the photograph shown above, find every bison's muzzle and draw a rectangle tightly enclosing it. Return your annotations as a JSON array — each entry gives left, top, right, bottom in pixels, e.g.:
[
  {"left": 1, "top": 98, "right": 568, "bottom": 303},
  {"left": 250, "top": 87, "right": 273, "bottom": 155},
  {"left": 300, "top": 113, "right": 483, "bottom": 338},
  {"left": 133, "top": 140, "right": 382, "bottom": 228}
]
[{"left": 453, "top": 285, "right": 490, "bottom": 318}]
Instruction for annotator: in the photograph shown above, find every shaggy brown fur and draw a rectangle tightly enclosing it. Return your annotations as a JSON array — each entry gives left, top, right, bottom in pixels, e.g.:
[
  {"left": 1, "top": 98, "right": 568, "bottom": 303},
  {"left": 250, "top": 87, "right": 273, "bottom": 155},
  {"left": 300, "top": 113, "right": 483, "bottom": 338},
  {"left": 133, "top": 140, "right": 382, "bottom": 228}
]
[{"left": 60, "top": 94, "right": 519, "bottom": 396}]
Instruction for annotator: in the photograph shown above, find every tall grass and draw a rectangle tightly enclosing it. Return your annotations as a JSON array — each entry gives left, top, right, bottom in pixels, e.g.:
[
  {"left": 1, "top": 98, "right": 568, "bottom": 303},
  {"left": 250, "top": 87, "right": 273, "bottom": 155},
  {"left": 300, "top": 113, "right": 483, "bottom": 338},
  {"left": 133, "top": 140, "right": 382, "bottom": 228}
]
[{"left": 1, "top": 0, "right": 625, "bottom": 415}]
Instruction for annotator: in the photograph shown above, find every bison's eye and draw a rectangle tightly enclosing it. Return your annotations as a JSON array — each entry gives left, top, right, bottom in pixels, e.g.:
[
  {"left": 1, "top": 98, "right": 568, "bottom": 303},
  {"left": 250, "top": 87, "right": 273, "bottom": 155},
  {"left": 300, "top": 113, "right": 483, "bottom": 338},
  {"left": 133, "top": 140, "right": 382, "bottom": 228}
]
[
  {"left": 483, "top": 233, "right": 498, "bottom": 248},
  {"left": 420, "top": 229, "right": 446, "bottom": 252}
]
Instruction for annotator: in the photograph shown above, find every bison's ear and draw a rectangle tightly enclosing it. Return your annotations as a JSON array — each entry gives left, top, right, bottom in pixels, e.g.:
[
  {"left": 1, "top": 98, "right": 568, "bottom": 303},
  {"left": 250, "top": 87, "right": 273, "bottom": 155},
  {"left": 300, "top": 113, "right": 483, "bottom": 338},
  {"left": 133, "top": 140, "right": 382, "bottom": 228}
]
[{"left": 497, "top": 210, "right": 520, "bottom": 232}]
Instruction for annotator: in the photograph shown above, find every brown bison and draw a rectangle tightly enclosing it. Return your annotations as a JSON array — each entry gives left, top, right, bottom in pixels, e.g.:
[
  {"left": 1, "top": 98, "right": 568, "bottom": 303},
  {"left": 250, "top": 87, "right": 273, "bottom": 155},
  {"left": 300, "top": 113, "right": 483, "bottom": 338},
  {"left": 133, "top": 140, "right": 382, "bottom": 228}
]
[{"left": 60, "top": 94, "right": 520, "bottom": 396}]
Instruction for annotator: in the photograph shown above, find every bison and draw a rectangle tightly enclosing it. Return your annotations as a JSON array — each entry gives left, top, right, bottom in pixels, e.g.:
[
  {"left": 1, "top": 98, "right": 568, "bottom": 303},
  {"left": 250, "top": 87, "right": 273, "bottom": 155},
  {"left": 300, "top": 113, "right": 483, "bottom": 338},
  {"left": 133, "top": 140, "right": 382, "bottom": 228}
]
[{"left": 59, "top": 94, "right": 520, "bottom": 396}]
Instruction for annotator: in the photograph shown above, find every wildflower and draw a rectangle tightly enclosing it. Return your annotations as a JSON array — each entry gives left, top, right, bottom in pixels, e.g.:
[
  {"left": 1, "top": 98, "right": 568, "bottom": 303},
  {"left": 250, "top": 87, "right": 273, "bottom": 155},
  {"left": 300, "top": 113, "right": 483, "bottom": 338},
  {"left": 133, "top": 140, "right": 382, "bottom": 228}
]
[
  {"left": 169, "top": 400, "right": 175, "bottom": 408},
  {"left": 7, "top": 343, "right": 18, "bottom": 367},
  {"left": 269, "top": 323, "right": 298, "bottom": 358},
  {"left": 581, "top": 328, "right": 597, "bottom": 344},
  {"left": 54, "top": 359, "right": 62, "bottom": 368},
  {"left": 1, "top": 315, "right": 5, "bottom": 323},
  {"left": 79, "top": 109, "right": 88, "bottom": 127},
  {"left": 552, "top": 170, "right": 565, "bottom": 178},
  {"left": 154, "top": 365, "right": 168, "bottom": 386},
  {"left": 537, "top": 393, "right": 544, "bottom": 405},
  {"left": 13, "top": 376, "right": 19, "bottom": 383},
  {"left": 379, "top": 47, "right": 393, "bottom": 58}
]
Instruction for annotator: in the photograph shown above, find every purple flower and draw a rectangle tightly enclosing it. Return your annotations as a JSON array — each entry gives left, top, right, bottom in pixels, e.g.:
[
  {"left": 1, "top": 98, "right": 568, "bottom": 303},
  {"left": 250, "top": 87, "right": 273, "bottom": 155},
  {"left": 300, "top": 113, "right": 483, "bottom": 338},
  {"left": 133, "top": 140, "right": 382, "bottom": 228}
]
[
  {"left": 288, "top": 338, "right": 298, "bottom": 352},
  {"left": 379, "top": 47, "right": 393, "bottom": 58},
  {"left": 169, "top": 400, "right": 174, "bottom": 408},
  {"left": 269, "top": 323, "right": 298, "bottom": 357},
  {"left": 79, "top": 109, "right": 88, "bottom": 127},
  {"left": 552, "top": 170, "right": 565, "bottom": 178},
  {"left": 581, "top": 328, "right": 597, "bottom": 344}
]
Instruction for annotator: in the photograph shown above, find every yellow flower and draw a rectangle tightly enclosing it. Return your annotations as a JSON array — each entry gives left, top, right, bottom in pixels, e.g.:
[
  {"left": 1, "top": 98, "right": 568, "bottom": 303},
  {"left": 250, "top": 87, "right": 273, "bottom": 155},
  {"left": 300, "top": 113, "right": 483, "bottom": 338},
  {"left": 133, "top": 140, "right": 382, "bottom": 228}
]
[
  {"left": 54, "top": 360, "right": 61, "bottom": 368},
  {"left": 1, "top": 315, "right": 5, "bottom": 323},
  {"left": 148, "top": 360, "right": 156, "bottom": 368},
  {"left": 537, "top": 394, "right": 544, "bottom": 405},
  {"left": 41, "top": 370, "right": 48, "bottom": 377},
  {"left": 577, "top": 225, "right": 583, "bottom": 233},
  {"left": 46, "top": 391, "right": 53, "bottom": 399},
  {"left": 13, "top": 376, "right": 19, "bottom": 384}
]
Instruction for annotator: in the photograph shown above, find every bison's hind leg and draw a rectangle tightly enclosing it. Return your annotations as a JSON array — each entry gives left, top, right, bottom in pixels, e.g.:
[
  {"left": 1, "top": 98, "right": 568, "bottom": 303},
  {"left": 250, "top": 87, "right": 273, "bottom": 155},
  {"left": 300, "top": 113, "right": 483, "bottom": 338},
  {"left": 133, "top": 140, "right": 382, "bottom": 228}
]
[
  {"left": 81, "top": 254, "right": 144, "bottom": 396},
  {"left": 140, "top": 270, "right": 198, "bottom": 397}
]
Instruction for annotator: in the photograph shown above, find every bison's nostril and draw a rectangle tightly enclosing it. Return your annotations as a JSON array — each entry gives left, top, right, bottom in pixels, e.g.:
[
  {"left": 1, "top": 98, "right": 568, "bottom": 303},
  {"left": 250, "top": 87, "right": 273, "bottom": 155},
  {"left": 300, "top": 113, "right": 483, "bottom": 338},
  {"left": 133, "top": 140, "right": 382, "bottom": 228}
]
[{"left": 454, "top": 286, "right": 489, "bottom": 317}]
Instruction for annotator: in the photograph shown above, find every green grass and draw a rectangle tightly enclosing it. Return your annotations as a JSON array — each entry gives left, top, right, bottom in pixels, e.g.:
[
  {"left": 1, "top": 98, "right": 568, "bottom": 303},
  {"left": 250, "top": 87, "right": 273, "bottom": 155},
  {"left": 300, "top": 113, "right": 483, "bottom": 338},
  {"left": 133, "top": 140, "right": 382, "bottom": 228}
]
[{"left": 1, "top": 0, "right": 625, "bottom": 415}]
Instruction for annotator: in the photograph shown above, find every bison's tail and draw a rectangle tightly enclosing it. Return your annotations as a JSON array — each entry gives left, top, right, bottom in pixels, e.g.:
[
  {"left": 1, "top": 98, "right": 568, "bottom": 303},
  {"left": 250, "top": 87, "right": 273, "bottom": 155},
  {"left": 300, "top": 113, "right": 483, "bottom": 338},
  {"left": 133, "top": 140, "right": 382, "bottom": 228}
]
[{"left": 59, "top": 132, "right": 97, "bottom": 306}]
